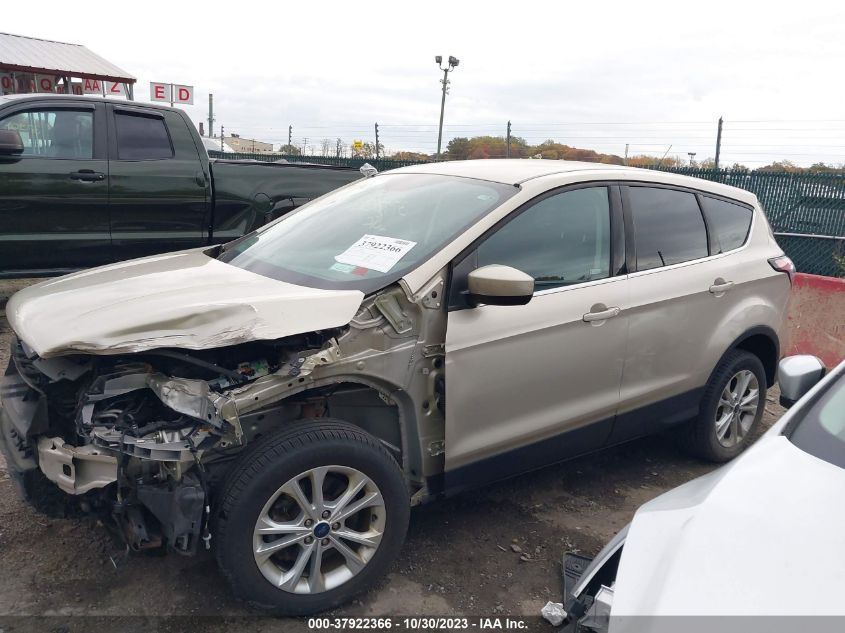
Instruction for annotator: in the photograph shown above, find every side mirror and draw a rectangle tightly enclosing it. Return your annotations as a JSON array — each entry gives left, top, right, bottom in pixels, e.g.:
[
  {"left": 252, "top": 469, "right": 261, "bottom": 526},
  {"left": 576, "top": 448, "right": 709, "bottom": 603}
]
[
  {"left": 0, "top": 129, "right": 24, "bottom": 156},
  {"left": 777, "top": 355, "right": 826, "bottom": 408},
  {"left": 467, "top": 265, "right": 534, "bottom": 306}
]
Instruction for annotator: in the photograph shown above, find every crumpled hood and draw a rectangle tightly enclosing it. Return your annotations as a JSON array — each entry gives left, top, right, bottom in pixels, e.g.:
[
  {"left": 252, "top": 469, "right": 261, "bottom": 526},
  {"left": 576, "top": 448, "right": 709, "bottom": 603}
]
[
  {"left": 6, "top": 250, "right": 365, "bottom": 357},
  {"left": 611, "top": 435, "right": 845, "bottom": 620}
]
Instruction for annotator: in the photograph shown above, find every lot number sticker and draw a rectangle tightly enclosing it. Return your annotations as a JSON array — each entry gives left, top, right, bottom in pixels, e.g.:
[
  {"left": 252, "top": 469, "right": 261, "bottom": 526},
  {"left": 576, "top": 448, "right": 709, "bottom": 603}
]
[{"left": 335, "top": 234, "right": 417, "bottom": 273}]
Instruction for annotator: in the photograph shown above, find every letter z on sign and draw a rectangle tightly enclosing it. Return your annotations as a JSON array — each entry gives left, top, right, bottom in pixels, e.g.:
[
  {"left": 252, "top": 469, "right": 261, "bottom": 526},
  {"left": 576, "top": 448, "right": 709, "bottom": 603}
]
[{"left": 335, "top": 235, "right": 417, "bottom": 273}]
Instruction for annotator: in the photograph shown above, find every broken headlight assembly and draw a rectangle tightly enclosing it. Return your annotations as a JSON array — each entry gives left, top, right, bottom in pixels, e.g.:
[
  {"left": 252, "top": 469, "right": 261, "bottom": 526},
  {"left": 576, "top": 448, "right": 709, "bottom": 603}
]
[{"left": 562, "top": 523, "right": 628, "bottom": 632}]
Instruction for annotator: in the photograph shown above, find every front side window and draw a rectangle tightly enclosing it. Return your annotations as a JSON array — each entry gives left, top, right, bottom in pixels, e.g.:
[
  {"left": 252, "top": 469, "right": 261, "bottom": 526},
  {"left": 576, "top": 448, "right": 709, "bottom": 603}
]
[
  {"left": 477, "top": 186, "right": 611, "bottom": 289},
  {"left": 115, "top": 112, "right": 173, "bottom": 160},
  {"left": 218, "top": 173, "right": 517, "bottom": 293},
  {"left": 700, "top": 195, "right": 752, "bottom": 253},
  {"left": 0, "top": 109, "right": 93, "bottom": 158},
  {"left": 629, "top": 186, "right": 708, "bottom": 271}
]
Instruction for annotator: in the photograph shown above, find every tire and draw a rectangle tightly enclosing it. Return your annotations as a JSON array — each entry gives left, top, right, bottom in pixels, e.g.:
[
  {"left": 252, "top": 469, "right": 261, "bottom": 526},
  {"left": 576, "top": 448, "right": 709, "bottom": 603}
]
[
  {"left": 680, "top": 350, "right": 767, "bottom": 462},
  {"left": 214, "top": 419, "right": 409, "bottom": 615}
]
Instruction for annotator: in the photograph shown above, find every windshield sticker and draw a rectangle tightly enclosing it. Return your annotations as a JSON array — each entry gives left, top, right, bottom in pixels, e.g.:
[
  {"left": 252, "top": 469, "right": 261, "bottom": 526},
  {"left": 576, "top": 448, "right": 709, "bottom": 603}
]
[
  {"left": 335, "top": 234, "right": 417, "bottom": 273},
  {"left": 330, "top": 262, "right": 356, "bottom": 274}
]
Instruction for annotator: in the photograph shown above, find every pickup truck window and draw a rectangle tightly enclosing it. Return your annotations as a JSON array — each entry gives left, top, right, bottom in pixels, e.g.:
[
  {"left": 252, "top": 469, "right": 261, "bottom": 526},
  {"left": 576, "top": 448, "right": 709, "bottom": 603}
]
[
  {"left": 0, "top": 109, "right": 93, "bottom": 158},
  {"left": 115, "top": 112, "right": 173, "bottom": 160},
  {"left": 219, "top": 173, "right": 516, "bottom": 292}
]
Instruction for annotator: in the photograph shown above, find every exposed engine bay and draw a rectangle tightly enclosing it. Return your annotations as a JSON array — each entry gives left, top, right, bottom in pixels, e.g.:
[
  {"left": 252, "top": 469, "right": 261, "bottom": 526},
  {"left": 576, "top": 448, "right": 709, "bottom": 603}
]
[{"left": 0, "top": 282, "right": 448, "bottom": 556}]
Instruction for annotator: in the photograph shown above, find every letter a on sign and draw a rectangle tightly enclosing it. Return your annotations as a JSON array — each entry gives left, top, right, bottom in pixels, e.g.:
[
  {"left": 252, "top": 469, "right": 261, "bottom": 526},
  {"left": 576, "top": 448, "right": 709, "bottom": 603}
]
[
  {"left": 173, "top": 84, "right": 194, "bottom": 105},
  {"left": 82, "top": 78, "right": 102, "bottom": 94}
]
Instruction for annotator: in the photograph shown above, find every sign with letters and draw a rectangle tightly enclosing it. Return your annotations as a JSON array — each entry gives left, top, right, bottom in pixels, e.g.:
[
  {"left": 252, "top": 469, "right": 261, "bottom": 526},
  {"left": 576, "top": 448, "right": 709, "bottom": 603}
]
[
  {"left": 105, "top": 81, "right": 126, "bottom": 97},
  {"left": 150, "top": 82, "right": 194, "bottom": 105},
  {"left": 0, "top": 73, "right": 13, "bottom": 95},
  {"left": 82, "top": 78, "right": 102, "bottom": 94},
  {"left": 35, "top": 75, "right": 56, "bottom": 93}
]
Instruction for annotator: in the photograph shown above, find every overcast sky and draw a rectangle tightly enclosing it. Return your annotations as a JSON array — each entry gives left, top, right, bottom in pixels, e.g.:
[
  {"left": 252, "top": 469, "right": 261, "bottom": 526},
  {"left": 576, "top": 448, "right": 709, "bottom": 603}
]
[{"left": 5, "top": 0, "right": 845, "bottom": 165}]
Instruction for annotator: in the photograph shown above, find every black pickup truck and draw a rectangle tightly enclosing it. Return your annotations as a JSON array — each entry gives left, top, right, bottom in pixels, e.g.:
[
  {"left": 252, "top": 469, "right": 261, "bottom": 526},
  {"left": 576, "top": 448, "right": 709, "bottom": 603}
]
[{"left": 0, "top": 94, "right": 361, "bottom": 277}]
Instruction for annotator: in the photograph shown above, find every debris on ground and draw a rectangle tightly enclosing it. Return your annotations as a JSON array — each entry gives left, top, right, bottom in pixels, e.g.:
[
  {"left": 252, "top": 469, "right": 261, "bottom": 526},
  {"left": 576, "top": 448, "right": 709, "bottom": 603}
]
[{"left": 541, "top": 601, "right": 567, "bottom": 626}]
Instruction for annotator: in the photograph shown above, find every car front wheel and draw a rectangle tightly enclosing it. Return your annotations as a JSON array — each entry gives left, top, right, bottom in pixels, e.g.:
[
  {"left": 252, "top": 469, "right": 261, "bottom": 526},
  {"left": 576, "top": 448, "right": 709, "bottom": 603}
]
[{"left": 215, "top": 420, "right": 409, "bottom": 614}]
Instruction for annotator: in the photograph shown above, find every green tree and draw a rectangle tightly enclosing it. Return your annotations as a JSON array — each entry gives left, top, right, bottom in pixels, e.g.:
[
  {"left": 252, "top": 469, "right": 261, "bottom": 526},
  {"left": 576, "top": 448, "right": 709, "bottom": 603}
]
[{"left": 279, "top": 144, "right": 302, "bottom": 156}]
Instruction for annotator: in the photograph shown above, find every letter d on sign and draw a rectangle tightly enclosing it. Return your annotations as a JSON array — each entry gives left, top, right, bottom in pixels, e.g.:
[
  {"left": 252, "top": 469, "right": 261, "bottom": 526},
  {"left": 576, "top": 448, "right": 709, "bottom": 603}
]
[{"left": 174, "top": 84, "right": 194, "bottom": 105}]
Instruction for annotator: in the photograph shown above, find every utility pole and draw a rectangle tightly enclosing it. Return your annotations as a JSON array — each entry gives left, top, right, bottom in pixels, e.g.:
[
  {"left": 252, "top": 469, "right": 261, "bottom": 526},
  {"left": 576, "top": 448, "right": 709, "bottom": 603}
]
[
  {"left": 658, "top": 144, "right": 672, "bottom": 167},
  {"left": 208, "top": 93, "right": 214, "bottom": 137},
  {"left": 506, "top": 120, "right": 511, "bottom": 158},
  {"left": 303, "top": 137, "right": 307, "bottom": 155},
  {"left": 434, "top": 55, "right": 460, "bottom": 159},
  {"left": 220, "top": 126, "right": 224, "bottom": 151},
  {"left": 714, "top": 117, "right": 723, "bottom": 169},
  {"left": 288, "top": 125, "right": 292, "bottom": 149},
  {"left": 375, "top": 123, "right": 380, "bottom": 159},
  {"left": 624, "top": 144, "right": 629, "bottom": 166},
  {"left": 336, "top": 138, "right": 341, "bottom": 158}
]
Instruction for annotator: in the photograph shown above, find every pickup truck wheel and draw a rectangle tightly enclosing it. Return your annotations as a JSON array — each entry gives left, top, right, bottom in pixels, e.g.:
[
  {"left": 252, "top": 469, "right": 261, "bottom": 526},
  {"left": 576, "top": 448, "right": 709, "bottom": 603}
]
[
  {"left": 215, "top": 419, "right": 409, "bottom": 615},
  {"left": 680, "top": 350, "right": 766, "bottom": 463}
]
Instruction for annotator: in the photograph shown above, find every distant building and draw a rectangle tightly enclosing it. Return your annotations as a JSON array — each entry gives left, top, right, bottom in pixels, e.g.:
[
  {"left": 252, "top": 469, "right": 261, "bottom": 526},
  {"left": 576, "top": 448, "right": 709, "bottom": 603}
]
[{"left": 223, "top": 133, "right": 273, "bottom": 154}]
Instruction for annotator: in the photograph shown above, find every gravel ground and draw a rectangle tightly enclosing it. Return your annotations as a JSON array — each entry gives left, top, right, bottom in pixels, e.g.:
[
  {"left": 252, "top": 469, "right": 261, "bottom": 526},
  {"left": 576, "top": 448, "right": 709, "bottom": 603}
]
[{"left": 0, "top": 278, "right": 786, "bottom": 632}]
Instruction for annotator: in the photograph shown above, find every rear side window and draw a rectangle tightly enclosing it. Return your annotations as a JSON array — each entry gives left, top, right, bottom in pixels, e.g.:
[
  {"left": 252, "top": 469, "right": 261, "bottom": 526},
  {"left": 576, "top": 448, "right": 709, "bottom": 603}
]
[
  {"left": 115, "top": 112, "right": 173, "bottom": 160},
  {"left": 628, "top": 186, "right": 708, "bottom": 271},
  {"left": 700, "top": 196, "right": 752, "bottom": 252}
]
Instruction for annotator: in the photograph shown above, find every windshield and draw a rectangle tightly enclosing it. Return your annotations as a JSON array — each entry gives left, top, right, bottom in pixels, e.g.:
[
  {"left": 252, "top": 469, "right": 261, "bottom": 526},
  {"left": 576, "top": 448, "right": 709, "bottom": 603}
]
[
  {"left": 218, "top": 173, "right": 517, "bottom": 292},
  {"left": 789, "top": 371, "right": 845, "bottom": 469}
]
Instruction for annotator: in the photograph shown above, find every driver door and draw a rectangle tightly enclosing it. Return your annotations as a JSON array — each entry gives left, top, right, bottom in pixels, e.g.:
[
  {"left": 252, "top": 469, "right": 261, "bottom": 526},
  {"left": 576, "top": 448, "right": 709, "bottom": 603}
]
[{"left": 444, "top": 184, "right": 629, "bottom": 491}]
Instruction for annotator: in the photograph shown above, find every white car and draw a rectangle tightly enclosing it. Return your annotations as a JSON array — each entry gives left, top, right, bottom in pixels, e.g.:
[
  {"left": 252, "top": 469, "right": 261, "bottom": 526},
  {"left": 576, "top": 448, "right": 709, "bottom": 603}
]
[{"left": 564, "top": 355, "right": 845, "bottom": 632}]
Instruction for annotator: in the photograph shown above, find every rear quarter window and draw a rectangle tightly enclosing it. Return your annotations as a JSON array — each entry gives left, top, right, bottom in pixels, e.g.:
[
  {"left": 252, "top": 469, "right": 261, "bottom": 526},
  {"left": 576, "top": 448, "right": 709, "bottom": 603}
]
[{"left": 700, "top": 196, "right": 753, "bottom": 252}]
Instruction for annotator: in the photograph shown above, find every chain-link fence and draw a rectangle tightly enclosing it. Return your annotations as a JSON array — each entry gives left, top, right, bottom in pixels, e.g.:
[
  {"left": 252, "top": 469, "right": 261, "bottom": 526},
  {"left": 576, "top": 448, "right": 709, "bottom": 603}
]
[
  {"left": 654, "top": 167, "right": 845, "bottom": 276},
  {"left": 209, "top": 152, "right": 845, "bottom": 277}
]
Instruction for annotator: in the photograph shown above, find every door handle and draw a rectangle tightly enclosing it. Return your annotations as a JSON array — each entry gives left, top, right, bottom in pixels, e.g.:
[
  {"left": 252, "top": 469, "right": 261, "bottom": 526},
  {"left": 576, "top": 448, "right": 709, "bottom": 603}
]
[
  {"left": 583, "top": 306, "right": 621, "bottom": 322},
  {"left": 69, "top": 169, "right": 105, "bottom": 182},
  {"left": 195, "top": 171, "right": 207, "bottom": 187},
  {"left": 709, "top": 280, "right": 734, "bottom": 294}
]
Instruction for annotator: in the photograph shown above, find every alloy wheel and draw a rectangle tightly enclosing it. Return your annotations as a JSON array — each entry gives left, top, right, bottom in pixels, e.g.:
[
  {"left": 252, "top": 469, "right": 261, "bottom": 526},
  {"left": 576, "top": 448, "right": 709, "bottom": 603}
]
[
  {"left": 252, "top": 465, "right": 386, "bottom": 594},
  {"left": 714, "top": 369, "right": 759, "bottom": 448}
]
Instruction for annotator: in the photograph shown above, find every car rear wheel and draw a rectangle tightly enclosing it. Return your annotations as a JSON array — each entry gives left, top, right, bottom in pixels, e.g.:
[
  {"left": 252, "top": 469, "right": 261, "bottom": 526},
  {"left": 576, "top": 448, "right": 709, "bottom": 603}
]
[
  {"left": 215, "top": 419, "right": 409, "bottom": 615},
  {"left": 680, "top": 350, "right": 767, "bottom": 462}
]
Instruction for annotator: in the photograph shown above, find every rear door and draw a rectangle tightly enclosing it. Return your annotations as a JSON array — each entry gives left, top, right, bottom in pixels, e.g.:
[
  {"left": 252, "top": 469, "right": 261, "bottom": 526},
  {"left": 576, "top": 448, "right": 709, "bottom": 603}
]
[
  {"left": 106, "top": 105, "right": 209, "bottom": 261},
  {"left": 0, "top": 101, "right": 110, "bottom": 273},
  {"left": 612, "top": 184, "right": 747, "bottom": 442}
]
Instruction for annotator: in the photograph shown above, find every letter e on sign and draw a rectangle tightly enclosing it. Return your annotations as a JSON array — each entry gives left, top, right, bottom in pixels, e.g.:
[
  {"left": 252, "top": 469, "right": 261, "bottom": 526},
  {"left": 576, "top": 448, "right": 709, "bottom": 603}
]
[
  {"left": 173, "top": 84, "right": 194, "bottom": 105},
  {"left": 149, "top": 82, "right": 172, "bottom": 102}
]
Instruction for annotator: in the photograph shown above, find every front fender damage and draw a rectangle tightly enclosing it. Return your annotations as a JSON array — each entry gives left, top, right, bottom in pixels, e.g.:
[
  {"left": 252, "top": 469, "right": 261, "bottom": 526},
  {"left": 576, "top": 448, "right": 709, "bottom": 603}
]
[{"left": 6, "top": 277, "right": 449, "bottom": 556}]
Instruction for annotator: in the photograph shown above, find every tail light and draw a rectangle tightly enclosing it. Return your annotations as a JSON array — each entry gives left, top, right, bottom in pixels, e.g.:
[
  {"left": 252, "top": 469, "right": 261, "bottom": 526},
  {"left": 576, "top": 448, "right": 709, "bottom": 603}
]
[{"left": 769, "top": 255, "right": 795, "bottom": 285}]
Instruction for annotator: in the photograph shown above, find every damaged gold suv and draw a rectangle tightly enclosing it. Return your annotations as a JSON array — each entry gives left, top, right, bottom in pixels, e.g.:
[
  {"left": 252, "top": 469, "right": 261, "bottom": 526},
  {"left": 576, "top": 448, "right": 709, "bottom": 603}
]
[{"left": 0, "top": 160, "right": 792, "bottom": 614}]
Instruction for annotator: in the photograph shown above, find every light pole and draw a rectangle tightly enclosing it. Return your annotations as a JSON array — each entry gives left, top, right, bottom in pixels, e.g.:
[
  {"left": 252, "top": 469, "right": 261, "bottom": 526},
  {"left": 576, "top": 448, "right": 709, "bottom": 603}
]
[
  {"left": 688, "top": 152, "right": 697, "bottom": 166},
  {"left": 435, "top": 55, "right": 459, "bottom": 159}
]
